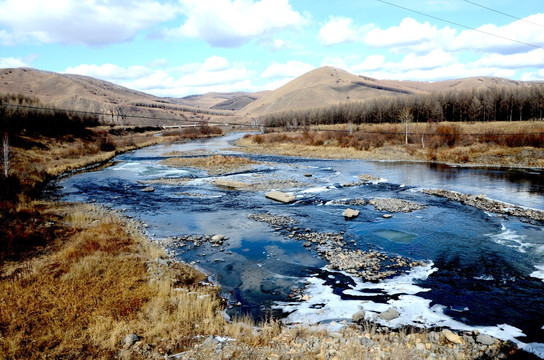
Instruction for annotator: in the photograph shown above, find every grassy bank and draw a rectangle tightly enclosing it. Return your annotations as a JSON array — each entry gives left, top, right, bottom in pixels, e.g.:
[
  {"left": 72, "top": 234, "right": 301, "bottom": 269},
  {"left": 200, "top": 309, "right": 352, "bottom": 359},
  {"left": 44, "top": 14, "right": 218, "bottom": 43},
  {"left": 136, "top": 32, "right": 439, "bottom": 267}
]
[
  {"left": 1, "top": 125, "right": 222, "bottom": 206},
  {"left": 238, "top": 121, "right": 544, "bottom": 168},
  {"left": 0, "top": 123, "right": 534, "bottom": 359},
  {"left": 0, "top": 203, "right": 523, "bottom": 359}
]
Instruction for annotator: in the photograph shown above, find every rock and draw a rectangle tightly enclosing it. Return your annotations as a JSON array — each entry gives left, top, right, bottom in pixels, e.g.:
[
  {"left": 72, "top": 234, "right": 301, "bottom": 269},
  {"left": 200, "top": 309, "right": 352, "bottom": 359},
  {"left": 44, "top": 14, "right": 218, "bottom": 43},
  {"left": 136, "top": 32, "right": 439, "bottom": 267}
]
[
  {"left": 360, "top": 337, "right": 375, "bottom": 347},
  {"left": 428, "top": 331, "right": 440, "bottom": 344},
  {"left": 382, "top": 214, "right": 393, "bottom": 219},
  {"left": 122, "top": 334, "right": 139, "bottom": 347},
  {"left": 369, "top": 198, "right": 426, "bottom": 213},
  {"left": 476, "top": 334, "right": 495, "bottom": 346},
  {"left": 212, "top": 234, "right": 225, "bottom": 242},
  {"left": 214, "top": 179, "right": 250, "bottom": 189},
  {"left": 442, "top": 329, "right": 464, "bottom": 344},
  {"left": 141, "top": 186, "right": 155, "bottom": 192},
  {"left": 265, "top": 190, "right": 296, "bottom": 204},
  {"left": 379, "top": 307, "right": 400, "bottom": 321},
  {"left": 358, "top": 174, "right": 381, "bottom": 182},
  {"left": 352, "top": 310, "right": 366, "bottom": 323},
  {"left": 343, "top": 208, "right": 360, "bottom": 219}
]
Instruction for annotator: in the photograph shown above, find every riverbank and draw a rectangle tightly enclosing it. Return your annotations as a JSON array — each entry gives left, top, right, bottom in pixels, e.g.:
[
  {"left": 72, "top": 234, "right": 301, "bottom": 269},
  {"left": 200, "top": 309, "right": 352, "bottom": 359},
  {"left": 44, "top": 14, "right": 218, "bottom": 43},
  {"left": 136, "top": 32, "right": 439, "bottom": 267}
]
[
  {"left": 0, "top": 201, "right": 525, "bottom": 359},
  {"left": 0, "top": 130, "right": 538, "bottom": 359},
  {"left": 236, "top": 121, "right": 544, "bottom": 169}
]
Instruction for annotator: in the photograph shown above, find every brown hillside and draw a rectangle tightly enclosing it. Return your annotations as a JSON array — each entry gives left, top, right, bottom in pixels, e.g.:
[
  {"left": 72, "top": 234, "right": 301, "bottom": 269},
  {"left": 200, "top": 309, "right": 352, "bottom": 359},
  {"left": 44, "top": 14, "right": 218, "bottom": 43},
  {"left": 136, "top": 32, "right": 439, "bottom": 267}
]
[
  {"left": 239, "top": 66, "right": 536, "bottom": 118},
  {"left": 0, "top": 68, "right": 238, "bottom": 126},
  {"left": 175, "top": 91, "right": 270, "bottom": 111},
  {"left": 239, "top": 67, "right": 426, "bottom": 117}
]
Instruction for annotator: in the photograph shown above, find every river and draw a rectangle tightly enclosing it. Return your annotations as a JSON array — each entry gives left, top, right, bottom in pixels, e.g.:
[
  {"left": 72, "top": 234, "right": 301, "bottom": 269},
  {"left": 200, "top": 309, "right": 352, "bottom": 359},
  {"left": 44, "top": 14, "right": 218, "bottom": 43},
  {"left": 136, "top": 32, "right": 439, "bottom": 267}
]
[{"left": 55, "top": 133, "right": 544, "bottom": 357}]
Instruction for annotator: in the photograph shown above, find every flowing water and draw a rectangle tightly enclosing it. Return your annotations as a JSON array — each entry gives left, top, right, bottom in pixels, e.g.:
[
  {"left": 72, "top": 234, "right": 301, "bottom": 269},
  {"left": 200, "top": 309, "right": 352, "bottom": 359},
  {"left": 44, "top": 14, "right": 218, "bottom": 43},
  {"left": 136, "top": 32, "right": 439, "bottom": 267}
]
[{"left": 55, "top": 133, "right": 544, "bottom": 357}]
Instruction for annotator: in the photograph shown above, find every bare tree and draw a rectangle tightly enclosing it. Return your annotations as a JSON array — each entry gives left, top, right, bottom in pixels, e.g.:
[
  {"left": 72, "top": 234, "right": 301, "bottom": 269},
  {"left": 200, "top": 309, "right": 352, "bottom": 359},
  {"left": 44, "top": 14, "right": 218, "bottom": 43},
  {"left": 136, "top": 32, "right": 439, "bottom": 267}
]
[
  {"left": 3, "top": 132, "right": 8, "bottom": 178},
  {"left": 399, "top": 107, "right": 413, "bottom": 145}
]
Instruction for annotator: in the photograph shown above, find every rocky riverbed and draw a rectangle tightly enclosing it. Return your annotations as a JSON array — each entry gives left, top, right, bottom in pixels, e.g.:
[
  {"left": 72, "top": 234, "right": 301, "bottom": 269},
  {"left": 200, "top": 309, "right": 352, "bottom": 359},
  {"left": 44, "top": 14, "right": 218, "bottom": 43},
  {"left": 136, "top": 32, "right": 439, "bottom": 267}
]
[
  {"left": 424, "top": 188, "right": 544, "bottom": 222},
  {"left": 248, "top": 212, "right": 426, "bottom": 281},
  {"left": 170, "top": 323, "right": 514, "bottom": 360}
]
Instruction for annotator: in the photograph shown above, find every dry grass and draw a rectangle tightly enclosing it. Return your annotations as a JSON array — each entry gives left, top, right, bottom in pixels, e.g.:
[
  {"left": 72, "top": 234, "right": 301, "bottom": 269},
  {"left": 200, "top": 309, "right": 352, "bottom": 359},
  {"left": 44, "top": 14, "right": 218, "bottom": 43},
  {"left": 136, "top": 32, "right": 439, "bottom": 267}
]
[
  {"left": 1, "top": 126, "right": 224, "bottom": 206},
  {"left": 160, "top": 154, "right": 260, "bottom": 175},
  {"left": 0, "top": 202, "right": 225, "bottom": 359},
  {"left": 239, "top": 121, "right": 544, "bottom": 168}
]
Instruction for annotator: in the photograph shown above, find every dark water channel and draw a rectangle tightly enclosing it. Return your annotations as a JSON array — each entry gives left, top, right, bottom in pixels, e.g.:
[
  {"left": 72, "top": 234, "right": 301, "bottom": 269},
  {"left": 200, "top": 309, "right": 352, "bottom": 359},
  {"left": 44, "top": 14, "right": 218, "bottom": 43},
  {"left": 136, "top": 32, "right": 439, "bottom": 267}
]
[{"left": 55, "top": 133, "right": 544, "bottom": 357}]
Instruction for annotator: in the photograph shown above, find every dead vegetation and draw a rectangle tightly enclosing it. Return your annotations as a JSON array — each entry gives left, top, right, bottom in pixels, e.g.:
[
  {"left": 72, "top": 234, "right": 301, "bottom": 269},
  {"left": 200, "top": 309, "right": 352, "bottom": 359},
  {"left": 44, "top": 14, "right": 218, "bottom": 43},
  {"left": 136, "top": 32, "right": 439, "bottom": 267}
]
[
  {"left": 160, "top": 154, "right": 260, "bottom": 175},
  {"left": 0, "top": 203, "right": 225, "bottom": 359},
  {"left": 239, "top": 121, "right": 544, "bottom": 168}
]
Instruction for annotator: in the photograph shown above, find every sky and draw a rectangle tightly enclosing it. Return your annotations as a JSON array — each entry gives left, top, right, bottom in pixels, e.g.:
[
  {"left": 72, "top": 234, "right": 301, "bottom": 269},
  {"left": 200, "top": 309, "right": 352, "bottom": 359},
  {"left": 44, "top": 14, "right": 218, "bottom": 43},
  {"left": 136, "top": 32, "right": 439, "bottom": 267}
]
[{"left": 0, "top": 0, "right": 543, "bottom": 98}]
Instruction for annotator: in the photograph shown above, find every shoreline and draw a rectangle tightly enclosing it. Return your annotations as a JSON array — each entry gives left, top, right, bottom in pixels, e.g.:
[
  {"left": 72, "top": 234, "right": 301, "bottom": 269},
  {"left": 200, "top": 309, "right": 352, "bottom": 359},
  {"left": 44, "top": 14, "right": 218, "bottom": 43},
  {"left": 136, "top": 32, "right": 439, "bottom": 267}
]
[{"left": 2, "top": 133, "right": 541, "bottom": 359}]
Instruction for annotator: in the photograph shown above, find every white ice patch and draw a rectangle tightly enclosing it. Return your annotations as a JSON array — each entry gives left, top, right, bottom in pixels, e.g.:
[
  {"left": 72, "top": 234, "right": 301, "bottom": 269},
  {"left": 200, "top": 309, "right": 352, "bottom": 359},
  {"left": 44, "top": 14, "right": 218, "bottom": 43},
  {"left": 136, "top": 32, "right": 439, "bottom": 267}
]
[
  {"left": 113, "top": 161, "right": 193, "bottom": 178},
  {"left": 273, "top": 262, "right": 537, "bottom": 356},
  {"left": 301, "top": 186, "right": 332, "bottom": 194},
  {"left": 474, "top": 275, "right": 495, "bottom": 281},
  {"left": 521, "top": 342, "right": 544, "bottom": 359},
  {"left": 530, "top": 265, "right": 544, "bottom": 283},
  {"left": 487, "top": 224, "right": 529, "bottom": 253}
]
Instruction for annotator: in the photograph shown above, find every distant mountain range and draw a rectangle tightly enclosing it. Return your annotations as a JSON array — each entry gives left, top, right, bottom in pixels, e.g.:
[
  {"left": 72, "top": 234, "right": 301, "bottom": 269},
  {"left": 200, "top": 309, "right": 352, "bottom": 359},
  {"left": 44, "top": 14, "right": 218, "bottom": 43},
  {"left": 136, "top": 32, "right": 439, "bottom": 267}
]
[{"left": 0, "top": 66, "right": 535, "bottom": 125}]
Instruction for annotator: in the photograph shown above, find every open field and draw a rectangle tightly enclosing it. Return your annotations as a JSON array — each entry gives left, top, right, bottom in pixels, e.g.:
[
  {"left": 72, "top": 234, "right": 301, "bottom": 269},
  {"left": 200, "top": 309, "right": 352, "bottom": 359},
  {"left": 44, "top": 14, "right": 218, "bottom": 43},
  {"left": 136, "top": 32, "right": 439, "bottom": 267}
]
[{"left": 238, "top": 121, "right": 544, "bottom": 168}]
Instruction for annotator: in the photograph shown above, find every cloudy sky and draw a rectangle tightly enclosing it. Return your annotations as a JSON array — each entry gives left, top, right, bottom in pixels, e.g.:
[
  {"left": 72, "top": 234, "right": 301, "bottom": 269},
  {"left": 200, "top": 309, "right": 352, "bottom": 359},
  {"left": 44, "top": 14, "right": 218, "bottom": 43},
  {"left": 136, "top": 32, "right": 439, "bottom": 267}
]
[{"left": 0, "top": 0, "right": 543, "bottom": 97}]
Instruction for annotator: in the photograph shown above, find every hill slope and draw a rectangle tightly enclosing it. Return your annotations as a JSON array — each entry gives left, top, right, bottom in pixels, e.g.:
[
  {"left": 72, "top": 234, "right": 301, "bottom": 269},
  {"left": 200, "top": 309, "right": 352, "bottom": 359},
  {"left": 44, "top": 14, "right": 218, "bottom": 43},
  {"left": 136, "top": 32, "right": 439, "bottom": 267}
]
[
  {"left": 239, "top": 66, "right": 532, "bottom": 118},
  {"left": 239, "top": 67, "right": 427, "bottom": 117},
  {"left": 0, "top": 68, "right": 237, "bottom": 126}
]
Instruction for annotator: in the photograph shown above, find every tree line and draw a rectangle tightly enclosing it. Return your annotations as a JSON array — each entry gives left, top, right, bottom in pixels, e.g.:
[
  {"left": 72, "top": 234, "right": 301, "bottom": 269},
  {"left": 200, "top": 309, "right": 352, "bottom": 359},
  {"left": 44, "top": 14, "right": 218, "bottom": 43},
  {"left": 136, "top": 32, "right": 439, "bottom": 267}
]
[
  {"left": 0, "top": 93, "right": 100, "bottom": 136},
  {"left": 261, "top": 85, "right": 544, "bottom": 127}
]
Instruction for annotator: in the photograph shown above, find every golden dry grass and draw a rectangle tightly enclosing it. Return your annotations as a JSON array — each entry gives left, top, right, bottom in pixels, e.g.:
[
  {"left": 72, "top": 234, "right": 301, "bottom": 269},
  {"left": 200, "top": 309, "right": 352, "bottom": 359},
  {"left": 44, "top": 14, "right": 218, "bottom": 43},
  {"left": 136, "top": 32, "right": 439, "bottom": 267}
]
[
  {"left": 238, "top": 121, "right": 544, "bottom": 168},
  {"left": 160, "top": 154, "right": 260, "bottom": 175},
  {"left": 0, "top": 203, "right": 225, "bottom": 359}
]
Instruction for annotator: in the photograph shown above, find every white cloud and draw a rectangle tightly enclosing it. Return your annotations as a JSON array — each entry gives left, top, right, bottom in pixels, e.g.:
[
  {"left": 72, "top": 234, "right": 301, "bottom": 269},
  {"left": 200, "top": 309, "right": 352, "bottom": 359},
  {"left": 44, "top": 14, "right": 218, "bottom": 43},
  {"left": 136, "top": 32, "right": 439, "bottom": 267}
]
[
  {"left": 65, "top": 64, "right": 153, "bottom": 81},
  {"left": 0, "top": 0, "right": 178, "bottom": 46},
  {"left": 319, "top": 17, "right": 362, "bottom": 46},
  {"left": 364, "top": 17, "right": 457, "bottom": 54},
  {"left": 203, "top": 56, "right": 230, "bottom": 71},
  {"left": 452, "top": 14, "right": 544, "bottom": 54},
  {"left": 350, "top": 55, "right": 385, "bottom": 72},
  {"left": 64, "top": 56, "right": 257, "bottom": 97},
  {"left": 520, "top": 70, "right": 544, "bottom": 81},
  {"left": 453, "top": 14, "right": 544, "bottom": 54},
  {"left": 166, "top": 0, "right": 307, "bottom": 47},
  {"left": 473, "top": 49, "right": 544, "bottom": 69},
  {"left": 261, "top": 61, "right": 314, "bottom": 79},
  {"left": 0, "top": 57, "right": 29, "bottom": 68}
]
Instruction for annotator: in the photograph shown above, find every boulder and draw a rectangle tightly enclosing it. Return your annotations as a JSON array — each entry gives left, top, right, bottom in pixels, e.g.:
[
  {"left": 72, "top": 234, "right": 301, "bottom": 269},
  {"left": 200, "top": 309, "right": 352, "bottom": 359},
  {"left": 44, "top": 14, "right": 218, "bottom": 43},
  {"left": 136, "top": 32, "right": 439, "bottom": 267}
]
[
  {"left": 343, "top": 208, "right": 360, "bottom": 219},
  {"left": 214, "top": 179, "right": 250, "bottom": 190},
  {"left": 122, "top": 334, "right": 139, "bottom": 347},
  {"left": 212, "top": 234, "right": 226, "bottom": 242},
  {"left": 379, "top": 307, "right": 400, "bottom": 321},
  {"left": 265, "top": 191, "right": 296, "bottom": 204},
  {"left": 352, "top": 310, "right": 366, "bottom": 323},
  {"left": 476, "top": 334, "right": 495, "bottom": 346},
  {"left": 358, "top": 174, "right": 381, "bottom": 182},
  {"left": 442, "top": 329, "right": 464, "bottom": 344}
]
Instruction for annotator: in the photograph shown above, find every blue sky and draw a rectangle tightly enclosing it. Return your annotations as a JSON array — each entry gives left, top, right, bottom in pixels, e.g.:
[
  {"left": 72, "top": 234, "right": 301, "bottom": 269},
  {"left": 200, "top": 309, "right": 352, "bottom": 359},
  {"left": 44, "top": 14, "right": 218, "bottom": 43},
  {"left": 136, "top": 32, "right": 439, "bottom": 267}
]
[{"left": 0, "top": 0, "right": 543, "bottom": 97}]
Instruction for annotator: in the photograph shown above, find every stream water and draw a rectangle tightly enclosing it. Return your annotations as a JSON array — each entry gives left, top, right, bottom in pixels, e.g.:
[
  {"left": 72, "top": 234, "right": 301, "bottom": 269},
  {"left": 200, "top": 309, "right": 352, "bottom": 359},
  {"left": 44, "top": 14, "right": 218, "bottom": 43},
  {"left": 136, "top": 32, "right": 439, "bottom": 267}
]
[{"left": 55, "top": 133, "right": 544, "bottom": 357}]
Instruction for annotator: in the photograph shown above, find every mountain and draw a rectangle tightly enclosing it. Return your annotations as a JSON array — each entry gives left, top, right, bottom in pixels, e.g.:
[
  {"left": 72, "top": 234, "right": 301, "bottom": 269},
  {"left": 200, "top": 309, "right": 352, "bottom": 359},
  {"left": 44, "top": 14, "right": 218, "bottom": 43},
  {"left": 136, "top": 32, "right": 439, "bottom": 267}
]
[
  {"left": 238, "top": 66, "right": 531, "bottom": 117},
  {"left": 238, "top": 67, "right": 424, "bottom": 117},
  {"left": 1, "top": 66, "right": 535, "bottom": 125},
  {"left": 175, "top": 91, "right": 270, "bottom": 111},
  {"left": 0, "top": 68, "right": 239, "bottom": 126}
]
